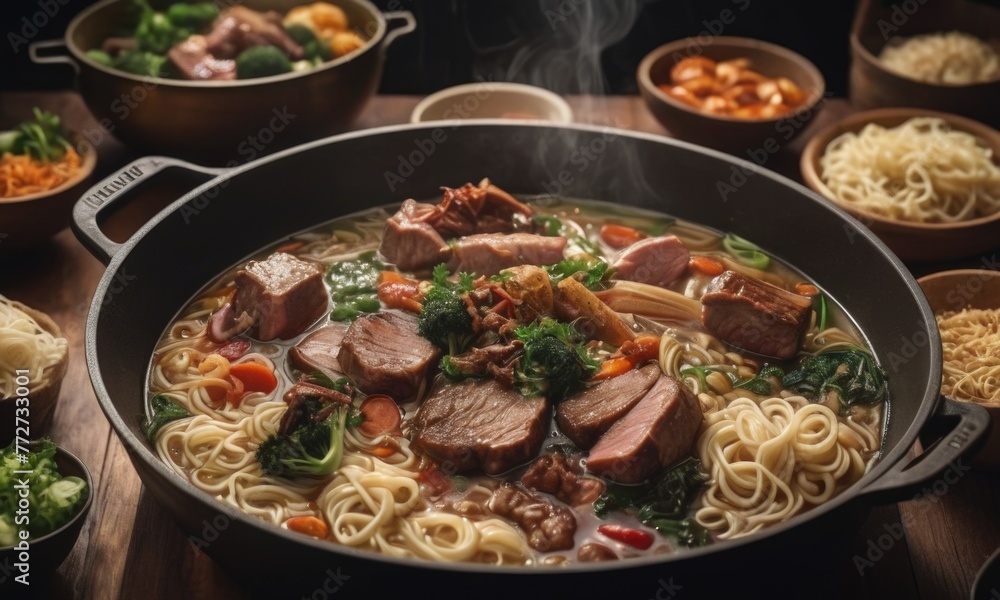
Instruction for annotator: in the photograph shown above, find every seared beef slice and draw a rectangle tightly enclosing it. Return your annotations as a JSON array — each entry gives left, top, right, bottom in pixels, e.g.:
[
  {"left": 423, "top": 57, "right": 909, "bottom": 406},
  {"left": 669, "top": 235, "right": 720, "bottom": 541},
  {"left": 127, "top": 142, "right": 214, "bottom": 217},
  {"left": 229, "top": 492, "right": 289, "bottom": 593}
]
[
  {"left": 378, "top": 199, "right": 453, "bottom": 272},
  {"left": 289, "top": 322, "right": 348, "bottom": 376},
  {"left": 231, "top": 252, "right": 328, "bottom": 341},
  {"left": 586, "top": 376, "right": 702, "bottom": 484},
  {"left": 414, "top": 378, "right": 548, "bottom": 475},
  {"left": 557, "top": 364, "right": 661, "bottom": 449},
  {"left": 337, "top": 311, "right": 440, "bottom": 399},
  {"left": 612, "top": 235, "right": 690, "bottom": 288},
  {"left": 701, "top": 270, "right": 812, "bottom": 360},
  {"left": 449, "top": 233, "right": 566, "bottom": 277}
]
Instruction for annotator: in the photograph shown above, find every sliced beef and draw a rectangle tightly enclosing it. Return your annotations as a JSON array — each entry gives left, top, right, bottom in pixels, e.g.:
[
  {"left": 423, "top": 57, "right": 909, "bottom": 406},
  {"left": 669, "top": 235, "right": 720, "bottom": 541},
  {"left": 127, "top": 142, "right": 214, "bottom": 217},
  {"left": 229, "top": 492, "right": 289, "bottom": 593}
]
[
  {"left": 557, "top": 364, "right": 661, "bottom": 449},
  {"left": 101, "top": 36, "right": 138, "bottom": 56},
  {"left": 445, "top": 341, "right": 523, "bottom": 379},
  {"left": 378, "top": 199, "right": 452, "bottom": 272},
  {"left": 432, "top": 180, "right": 534, "bottom": 237},
  {"left": 204, "top": 6, "right": 304, "bottom": 59},
  {"left": 489, "top": 483, "right": 577, "bottom": 552},
  {"left": 586, "top": 376, "right": 702, "bottom": 484},
  {"left": 521, "top": 454, "right": 606, "bottom": 506},
  {"left": 167, "top": 35, "right": 236, "bottom": 81},
  {"left": 289, "top": 323, "right": 349, "bottom": 376},
  {"left": 336, "top": 311, "right": 440, "bottom": 399},
  {"left": 612, "top": 235, "right": 690, "bottom": 288},
  {"left": 700, "top": 270, "right": 813, "bottom": 360},
  {"left": 413, "top": 378, "right": 548, "bottom": 475},
  {"left": 231, "top": 252, "right": 328, "bottom": 341},
  {"left": 449, "top": 233, "right": 567, "bottom": 277}
]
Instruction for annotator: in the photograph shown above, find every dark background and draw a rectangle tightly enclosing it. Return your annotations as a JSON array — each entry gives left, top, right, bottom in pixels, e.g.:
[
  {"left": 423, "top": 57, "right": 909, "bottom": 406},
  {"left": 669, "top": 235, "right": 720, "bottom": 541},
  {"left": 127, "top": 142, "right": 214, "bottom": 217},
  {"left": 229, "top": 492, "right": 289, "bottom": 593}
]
[{"left": 2, "top": 0, "right": 860, "bottom": 95}]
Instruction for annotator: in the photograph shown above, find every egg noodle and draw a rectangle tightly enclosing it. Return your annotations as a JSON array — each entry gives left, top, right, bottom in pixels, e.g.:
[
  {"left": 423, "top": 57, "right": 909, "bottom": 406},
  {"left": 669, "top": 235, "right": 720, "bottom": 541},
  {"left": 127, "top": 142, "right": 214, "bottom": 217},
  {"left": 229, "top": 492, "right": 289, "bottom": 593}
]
[
  {"left": 0, "top": 296, "right": 68, "bottom": 397},
  {"left": 879, "top": 31, "right": 1000, "bottom": 85},
  {"left": 819, "top": 117, "right": 1000, "bottom": 223},
  {"left": 937, "top": 307, "right": 1000, "bottom": 404}
]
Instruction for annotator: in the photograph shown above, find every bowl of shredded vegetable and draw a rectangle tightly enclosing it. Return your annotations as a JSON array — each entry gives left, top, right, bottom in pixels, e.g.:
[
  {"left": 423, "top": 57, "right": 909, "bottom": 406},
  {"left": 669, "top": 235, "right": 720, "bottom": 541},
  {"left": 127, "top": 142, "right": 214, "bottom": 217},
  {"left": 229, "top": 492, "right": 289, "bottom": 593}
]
[
  {"left": 0, "top": 438, "right": 93, "bottom": 584},
  {"left": 0, "top": 108, "right": 97, "bottom": 253}
]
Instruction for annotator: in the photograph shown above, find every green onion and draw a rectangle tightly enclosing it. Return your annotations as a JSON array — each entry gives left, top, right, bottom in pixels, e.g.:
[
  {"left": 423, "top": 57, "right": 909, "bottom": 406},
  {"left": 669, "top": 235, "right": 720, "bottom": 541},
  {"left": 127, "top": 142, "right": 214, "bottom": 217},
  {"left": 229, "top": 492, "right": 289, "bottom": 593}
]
[{"left": 722, "top": 234, "right": 771, "bottom": 270}]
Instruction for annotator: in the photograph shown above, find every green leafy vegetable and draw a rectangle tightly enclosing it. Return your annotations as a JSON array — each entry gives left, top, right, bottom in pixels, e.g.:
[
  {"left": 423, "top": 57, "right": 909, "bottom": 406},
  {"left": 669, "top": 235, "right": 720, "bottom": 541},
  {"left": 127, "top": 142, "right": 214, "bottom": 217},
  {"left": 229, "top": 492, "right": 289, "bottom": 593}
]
[
  {"left": 236, "top": 45, "right": 293, "bottom": 79},
  {"left": 782, "top": 348, "right": 888, "bottom": 410},
  {"left": 325, "top": 251, "right": 386, "bottom": 322},
  {"left": 722, "top": 233, "right": 771, "bottom": 270},
  {"left": 0, "top": 108, "right": 74, "bottom": 162},
  {"left": 113, "top": 49, "right": 172, "bottom": 77},
  {"left": 679, "top": 365, "right": 736, "bottom": 390},
  {"left": 734, "top": 365, "right": 785, "bottom": 396},
  {"left": 593, "top": 457, "right": 710, "bottom": 548},
  {"left": 0, "top": 438, "right": 88, "bottom": 546},
  {"left": 132, "top": 0, "right": 191, "bottom": 54},
  {"left": 85, "top": 49, "right": 114, "bottom": 66},
  {"left": 533, "top": 214, "right": 563, "bottom": 236},
  {"left": 816, "top": 294, "right": 829, "bottom": 331},
  {"left": 284, "top": 23, "right": 333, "bottom": 63},
  {"left": 304, "top": 371, "right": 351, "bottom": 394},
  {"left": 142, "top": 394, "right": 191, "bottom": 442},
  {"left": 514, "top": 319, "right": 597, "bottom": 401},
  {"left": 166, "top": 2, "right": 219, "bottom": 30},
  {"left": 544, "top": 258, "right": 613, "bottom": 290},
  {"left": 256, "top": 405, "right": 349, "bottom": 478},
  {"left": 418, "top": 264, "right": 475, "bottom": 356}
]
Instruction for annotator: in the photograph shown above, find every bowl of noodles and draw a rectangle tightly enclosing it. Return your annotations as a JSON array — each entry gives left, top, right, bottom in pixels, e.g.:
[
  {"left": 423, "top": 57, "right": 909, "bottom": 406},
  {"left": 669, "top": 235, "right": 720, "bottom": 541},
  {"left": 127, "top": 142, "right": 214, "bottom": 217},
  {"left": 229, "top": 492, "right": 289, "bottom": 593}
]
[
  {"left": 800, "top": 108, "right": 1000, "bottom": 261},
  {"left": 918, "top": 269, "right": 1000, "bottom": 470},
  {"left": 0, "top": 109, "right": 97, "bottom": 252},
  {"left": 849, "top": 0, "right": 1000, "bottom": 127}
]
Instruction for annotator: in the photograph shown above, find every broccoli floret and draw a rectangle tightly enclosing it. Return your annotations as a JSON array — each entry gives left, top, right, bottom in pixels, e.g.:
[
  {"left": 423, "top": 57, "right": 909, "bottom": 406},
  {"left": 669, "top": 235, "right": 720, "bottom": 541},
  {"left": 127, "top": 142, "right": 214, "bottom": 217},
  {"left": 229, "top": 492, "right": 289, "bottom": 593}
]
[
  {"left": 86, "top": 49, "right": 114, "bottom": 66},
  {"left": 284, "top": 24, "right": 334, "bottom": 63},
  {"left": 166, "top": 2, "right": 219, "bottom": 30},
  {"left": 113, "top": 49, "right": 171, "bottom": 77},
  {"left": 133, "top": 0, "right": 190, "bottom": 54},
  {"left": 256, "top": 405, "right": 348, "bottom": 478},
  {"left": 515, "top": 319, "right": 598, "bottom": 401},
  {"left": 236, "top": 46, "right": 293, "bottom": 79},
  {"left": 417, "top": 264, "right": 475, "bottom": 356}
]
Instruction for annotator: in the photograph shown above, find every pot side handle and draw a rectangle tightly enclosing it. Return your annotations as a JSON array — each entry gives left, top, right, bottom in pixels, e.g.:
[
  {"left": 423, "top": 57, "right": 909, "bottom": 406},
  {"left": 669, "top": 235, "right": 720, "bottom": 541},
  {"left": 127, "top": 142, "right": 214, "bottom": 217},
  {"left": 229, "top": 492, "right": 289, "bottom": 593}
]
[
  {"left": 71, "top": 156, "right": 226, "bottom": 265},
  {"left": 380, "top": 11, "right": 416, "bottom": 56},
  {"left": 29, "top": 39, "right": 79, "bottom": 74},
  {"left": 858, "top": 397, "right": 990, "bottom": 504}
]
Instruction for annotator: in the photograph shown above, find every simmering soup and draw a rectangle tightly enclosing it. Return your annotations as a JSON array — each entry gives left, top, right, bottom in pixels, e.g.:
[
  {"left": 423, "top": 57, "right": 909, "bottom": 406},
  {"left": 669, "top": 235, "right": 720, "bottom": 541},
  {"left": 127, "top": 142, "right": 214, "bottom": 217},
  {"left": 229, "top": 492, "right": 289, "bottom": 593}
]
[{"left": 145, "top": 180, "right": 887, "bottom": 564}]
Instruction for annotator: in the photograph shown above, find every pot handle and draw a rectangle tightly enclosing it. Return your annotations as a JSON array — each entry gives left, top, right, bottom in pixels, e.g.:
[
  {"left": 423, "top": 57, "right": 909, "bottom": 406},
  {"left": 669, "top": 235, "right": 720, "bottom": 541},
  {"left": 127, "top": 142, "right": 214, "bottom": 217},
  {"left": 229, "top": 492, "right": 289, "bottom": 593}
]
[
  {"left": 29, "top": 39, "right": 79, "bottom": 74},
  {"left": 858, "top": 397, "right": 990, "bottom": 504},
  {"left": 380, "top": 11, "right": 416, "bottom": 56},
  {"left": 72, "top": 156, "right": 226, "bottom": 265}
]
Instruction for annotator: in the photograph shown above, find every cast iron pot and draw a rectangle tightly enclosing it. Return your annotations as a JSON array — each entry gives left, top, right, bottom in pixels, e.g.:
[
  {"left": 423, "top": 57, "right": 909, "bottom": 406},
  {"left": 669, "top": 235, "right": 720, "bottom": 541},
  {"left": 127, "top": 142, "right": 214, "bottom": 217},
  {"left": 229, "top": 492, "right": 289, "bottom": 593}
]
[
  {"left": 30, "top": 0, "right": 414, "bottom": 163},
  {"left": 72, "top": 123, "right": 989, "bottom": 599}
]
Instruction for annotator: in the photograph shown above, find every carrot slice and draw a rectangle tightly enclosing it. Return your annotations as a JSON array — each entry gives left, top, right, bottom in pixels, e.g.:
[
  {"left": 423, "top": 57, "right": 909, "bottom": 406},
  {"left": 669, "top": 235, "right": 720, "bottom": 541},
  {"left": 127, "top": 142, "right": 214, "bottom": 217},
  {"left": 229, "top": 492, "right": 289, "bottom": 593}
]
[
  {"left": 223, "top": 376, "right": 245, "bottom": 407},
  {"left": 619, "top": 334, "right": 661, "bottom": 363},
  {"left": 377, "top": 271, "right": 423, "bottom": 312},
  {"left": 228, "top": 362, "right": 278, "bottom": 395},
  {"left": 599, "top": 224, "right": 645, "bottom": 249},
  {"left": 689, "top": 255, "right": 725, "bottom": 277},
  {"left": 590, "top": 357, "right": 634, "bottom": 381},
  {"left": 370, "top": 445, "right": 395, "bottom": 457},
  {"left": 795, "top": 282, "right": 820, "bottom": 297},
  {"left": 285, "top": 516, "right": 329, "bottom": 539},
  {"left": 358, "top": 394, "right": 402, "bottom": 438}
]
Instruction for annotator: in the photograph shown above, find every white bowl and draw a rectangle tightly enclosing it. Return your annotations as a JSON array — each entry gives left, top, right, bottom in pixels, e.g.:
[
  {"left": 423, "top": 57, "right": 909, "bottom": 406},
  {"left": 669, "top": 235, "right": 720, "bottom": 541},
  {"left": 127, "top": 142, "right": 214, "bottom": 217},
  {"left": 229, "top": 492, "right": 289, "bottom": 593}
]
[{"left": 410, "top": 82, "right": 573, "bottom": 124}]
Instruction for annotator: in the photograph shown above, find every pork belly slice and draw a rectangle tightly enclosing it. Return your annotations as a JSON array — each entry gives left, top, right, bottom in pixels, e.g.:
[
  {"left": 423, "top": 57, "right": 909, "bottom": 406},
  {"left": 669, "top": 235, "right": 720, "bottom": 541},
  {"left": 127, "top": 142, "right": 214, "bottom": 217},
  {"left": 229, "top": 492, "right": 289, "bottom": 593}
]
[
  {"left": 378, "top": 199, "right": 453, "bottom": 272},
  {"left": 231, "top": 252, "right": 328, "bottom": 341},
  {"left": 289, "top": 322, "right": 349, "bottom": 376},
  {"left": 167, "top": 35, "right": 236, "bottom": 81},
  {"left": 612, "top": 235, "right": 690, "bottom": 288},
  {"left": 586, "top": 375, "right": 702, "bottom": 484},
  {"left": 448, "top": 233, "right": 567, "bottom": 277},
  {"left": 556, "top": 363, "right": 661, "bottom": 449},
  {"left": 413, "top": 378, "right": 549, "bottom": 475},
  {"left": 336, "top": 311, "right": 440, "bottom": 399},
  {"left": 204, "top": 6, "right": 304, "bottom": 59},
  {"left": 700, "top": 270, "right": 813, "bottom": 360}
]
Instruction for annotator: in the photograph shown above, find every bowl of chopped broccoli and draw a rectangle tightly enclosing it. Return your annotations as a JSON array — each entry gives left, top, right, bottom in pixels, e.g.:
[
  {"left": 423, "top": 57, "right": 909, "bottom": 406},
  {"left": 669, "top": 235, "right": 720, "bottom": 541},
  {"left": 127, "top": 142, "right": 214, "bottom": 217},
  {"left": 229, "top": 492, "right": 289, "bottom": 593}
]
[
  {"left": 0, "top": 439, "right": 93, "bottom": 584},
  {"left": 29, "top": 0, "right": 414, "bottom": 162}
]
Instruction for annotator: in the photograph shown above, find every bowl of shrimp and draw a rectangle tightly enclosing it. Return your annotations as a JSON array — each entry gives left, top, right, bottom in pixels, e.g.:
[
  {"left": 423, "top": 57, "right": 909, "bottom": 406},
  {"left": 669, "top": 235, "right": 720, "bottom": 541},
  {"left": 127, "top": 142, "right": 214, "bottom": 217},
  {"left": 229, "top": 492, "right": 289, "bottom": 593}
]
[{"left": 638, "top": 36, "right": 826, "bottom": 153}]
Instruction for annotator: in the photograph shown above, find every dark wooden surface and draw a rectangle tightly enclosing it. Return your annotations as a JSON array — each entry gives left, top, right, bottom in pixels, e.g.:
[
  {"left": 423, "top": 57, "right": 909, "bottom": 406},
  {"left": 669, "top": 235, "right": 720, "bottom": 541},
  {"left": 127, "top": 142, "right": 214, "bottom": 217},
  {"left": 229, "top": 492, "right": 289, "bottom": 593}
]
[{"left": 1, "top": 91, "right": 998, "bottom": 599}]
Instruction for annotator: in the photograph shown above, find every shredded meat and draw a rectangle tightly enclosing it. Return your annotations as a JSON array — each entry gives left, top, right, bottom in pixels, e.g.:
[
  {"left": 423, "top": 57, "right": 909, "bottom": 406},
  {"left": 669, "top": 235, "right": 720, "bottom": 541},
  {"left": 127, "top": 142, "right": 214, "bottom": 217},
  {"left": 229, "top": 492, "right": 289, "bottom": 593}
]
[
  {"left": 446, "top": 341, "right": 523, "bottom": 379},
  {"left": 278, "top": 381, "right": 352, "bottom": 435},
  {"left": 489, "top": 483, "right": 577, "bottom": 552},
  {"left": 521, "top": 454, "right": 606, "bottom": 506}
]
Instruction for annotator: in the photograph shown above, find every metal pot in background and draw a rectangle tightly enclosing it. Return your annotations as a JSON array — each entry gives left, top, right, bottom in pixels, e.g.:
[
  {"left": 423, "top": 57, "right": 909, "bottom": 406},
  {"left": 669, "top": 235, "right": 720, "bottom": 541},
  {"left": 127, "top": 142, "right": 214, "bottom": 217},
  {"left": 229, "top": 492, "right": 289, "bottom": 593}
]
[
  {"left": 29, "top": 0, "right": 414, "bottom": 163},
  {"left": 72, "top": 123, "right": 989, "bottom": 599}
]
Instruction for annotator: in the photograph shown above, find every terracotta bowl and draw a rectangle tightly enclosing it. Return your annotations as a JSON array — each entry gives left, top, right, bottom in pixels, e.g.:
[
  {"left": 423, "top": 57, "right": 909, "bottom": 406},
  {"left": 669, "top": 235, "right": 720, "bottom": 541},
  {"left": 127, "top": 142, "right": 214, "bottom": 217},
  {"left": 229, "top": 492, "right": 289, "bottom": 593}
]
[
  {"left": 637, "top": 36, "right": 826, "bottom": 152},
  {"left": 800, "top": 108, "right": 1000, "bottom": 261},
  {"left": 0, "top": 300, "right": 69, "bottom": 447},
  {"left": 0, "top": 442, "right": 93, "bottom": 582},
  {"left": 917, "top": 269, "right": 1000, "bottom": 470},
  {"left": 849, "top": 0, "right": 1000, "bottom": 129},
  {"left": 0, "top": 138, "right": 96, "bottom": 253}
]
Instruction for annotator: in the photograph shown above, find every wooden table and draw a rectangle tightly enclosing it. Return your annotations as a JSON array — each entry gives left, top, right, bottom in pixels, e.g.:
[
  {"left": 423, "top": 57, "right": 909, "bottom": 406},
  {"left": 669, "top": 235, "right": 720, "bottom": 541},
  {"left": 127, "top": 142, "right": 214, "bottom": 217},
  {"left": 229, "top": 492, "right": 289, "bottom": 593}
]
[{"left": 1, "top": 91, "right": 998, "bottom": 599}]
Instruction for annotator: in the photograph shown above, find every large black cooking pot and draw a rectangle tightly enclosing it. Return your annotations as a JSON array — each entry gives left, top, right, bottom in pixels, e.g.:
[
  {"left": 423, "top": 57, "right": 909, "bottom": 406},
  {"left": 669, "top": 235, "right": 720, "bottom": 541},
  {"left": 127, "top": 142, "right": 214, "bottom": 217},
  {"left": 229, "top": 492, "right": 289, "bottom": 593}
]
[{"left": 72, "top": 123, "right": 989, "bottom": 599}]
